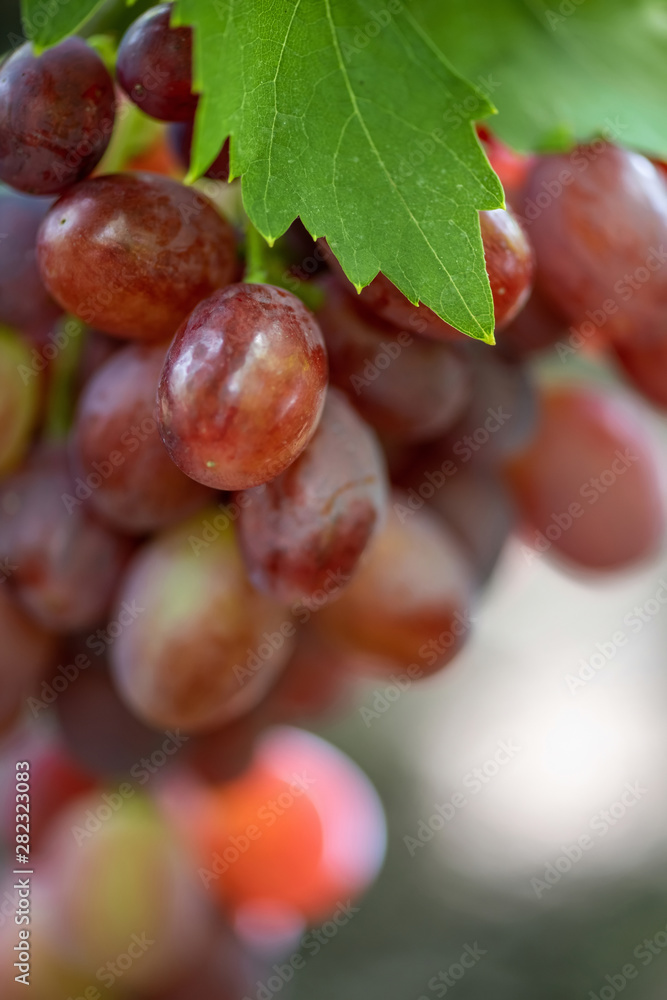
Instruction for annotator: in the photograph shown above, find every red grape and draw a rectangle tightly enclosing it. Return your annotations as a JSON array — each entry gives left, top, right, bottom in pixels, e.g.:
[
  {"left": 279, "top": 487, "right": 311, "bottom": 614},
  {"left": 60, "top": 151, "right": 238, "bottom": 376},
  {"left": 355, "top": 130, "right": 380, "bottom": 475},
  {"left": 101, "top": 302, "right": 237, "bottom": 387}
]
[
  {"left": 72, "top": 342, "right": 214, "bottom": 534},
  {"left": 37, "top": 172, "right": 237, "bottom": 341},
  {"left": 158, "top": 283, "right": 328, "bottom": 490},
  {"left": 0, "top": 39, "right": 115, "bottom": 195},
  {"left": 505, "top": 384, "right": 666, "bottom": 571},
  {"left": 236, "top": 388, "right": 388, "bottom": 602},
  {"left": 109, "top": 510, "right": 295, "bottom": 732},
  {"left": 324, "top": 207, "right": 534, "bottom": 342},
  {"left": 612, "top": 336, "right": 667, "bottom": 410},
  {"left": 0, "top": 585, "right": 55, "bottom": 734},
  {"left": 0, "top": 189, "right": 62, "bottom": 337},
  {"left": 316, "top": 276, "right": 471, "bottom": 442},
  {"left": 169, "top": 121, "right": 230, "bottom": 181},
  {"left": 520, "top": 143, "right": 667, "bottom": 345},
  {"left": 317, "top": 496, "right": 474, "bottom": 674},
  {"left": 0, "top": 446, "right": 132, "bottom": 632},
  {"left": 497, "top": 285, "right": 566, "bottom": 359},
  {"left": 428, "top": 466, "right": 516, "bottom": 584},
  {"left": 116, "top": 3, "right": 198, "bottom": 123}
]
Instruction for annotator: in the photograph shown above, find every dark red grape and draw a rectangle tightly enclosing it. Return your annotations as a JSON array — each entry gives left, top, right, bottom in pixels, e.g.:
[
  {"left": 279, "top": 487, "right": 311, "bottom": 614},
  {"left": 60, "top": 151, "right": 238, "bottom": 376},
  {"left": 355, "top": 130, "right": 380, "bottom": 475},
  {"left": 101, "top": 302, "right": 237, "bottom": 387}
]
[
  {"left": 324, "top": 207, "right": 534, "bottom": 342},
  {"left": 0, "top": 585, "right": 55, "bottom": 734},
  {"left": 72, "top": 342, "right": 214, "bottom": 534},
  {"left": 0, "top": 39, "right": 115, "bottom": 195},
  {"left": 109, "top": 509, "right": 295, "bottom": 732},
  {"left": 612, "top": 337, "right": 667, "bottom": 410},
  {"left": 317, "top": 496, "right": 474, "bottom": 675},
  {"left": 236, "top": 388, "right": 388, "bottom": 602},
  {"left": 505, "top": 385, "right": 666, "bottom": 571},
  {"left": 0, "top": 188, "right": 62, "bottom": 336},
  {"left": 37, "top": 172, "right": 237, "bottom": 341},
  {"left": 520, "top": 143, "right": 667, "bottom": 346},
  {"left": 170, "top": 121, "right": 230, "bottom": 181},
  {"left": 497, "top": 285, "right": 566, "bottom": 359},
  {"left": 0, "top": 446, "right": 132, "bottom": 632},
  {"left": 316, "top": 276, "right": 471, "bottom": 442},
  {"left": 158, "top": 283, "right": 328, "bottom": 490},
  {"left": 428, "top": 466, "right": 516, "bottom": 584},
  {"left": 116, "top": 3, "right": 198, "bottom": 122}
]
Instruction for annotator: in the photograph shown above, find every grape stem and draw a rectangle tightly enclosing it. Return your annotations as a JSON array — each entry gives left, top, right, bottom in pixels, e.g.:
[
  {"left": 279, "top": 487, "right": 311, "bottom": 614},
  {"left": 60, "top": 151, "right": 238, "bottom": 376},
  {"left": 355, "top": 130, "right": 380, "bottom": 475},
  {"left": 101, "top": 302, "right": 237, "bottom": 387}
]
[
  {"left": 44, "top": 317, "right": 87, "bottom": 441},
  {"left": 244, "top": 221, "right": 272, "bottom": 284}
]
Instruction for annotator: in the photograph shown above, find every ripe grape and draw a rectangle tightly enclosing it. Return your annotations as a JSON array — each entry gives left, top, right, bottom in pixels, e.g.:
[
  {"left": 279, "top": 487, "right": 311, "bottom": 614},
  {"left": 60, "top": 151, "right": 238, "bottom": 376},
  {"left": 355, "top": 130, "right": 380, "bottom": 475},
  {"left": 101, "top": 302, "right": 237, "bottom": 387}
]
[
  {"left": 158, "top": 284, "right": 328, "bottom": 490},
  {"left": 0, "top": 585, "right": 55, "bottom": 734},
  {"left": 317, "top": 496, "right": 474, "bottom": 674},
  {"left": 612, "top": 337, "right": 667, "bottom": 410},
  {"left": 116, "top": 2, "right": 198, "bottom": 122},
  {"left": 316, "top": 277, "right": 471, "bottom": 442},
  {"left": 109, "top": 510, "right": 295, "bottom": 732},
  {"left": 236, "top": 388, "right": 388, "bottom": 602},
  {"left": 428, "top": 467, "right": 516, "bottom": 584},
  {"left": 0, "top": 39, "right": 115, "bottom": 195},
  {"left": 37, "top": 172, "right": 237, "bottom": 341},
  {"left": 0, "top": 446, "right": 132, "bottom": 632},
  {"left": 0, "top": 188, "right": 62, "bottom": 337},
  {"left": 170, "top": 121, "right": 231, "bottom": 181},
  {"left": 497, "top": 285, "right": 566, "bottom": 359},
  {"left": 324, "top": 207, "right": 534, "bottom": 342},
  {"left": 521, "top": 143, "right": 667, "bottom": 345},
  {"left": 505, "top": 385, "right": 666, "bottom": 570},
  {"left": 0, "top": 326, "right": 42, "bottom": 477},
  {"left": 72, "top": 342, "right": 214, "bottom": 534},
  {"left": 428, "top": 339, "right": 537, "bottom": 471}
]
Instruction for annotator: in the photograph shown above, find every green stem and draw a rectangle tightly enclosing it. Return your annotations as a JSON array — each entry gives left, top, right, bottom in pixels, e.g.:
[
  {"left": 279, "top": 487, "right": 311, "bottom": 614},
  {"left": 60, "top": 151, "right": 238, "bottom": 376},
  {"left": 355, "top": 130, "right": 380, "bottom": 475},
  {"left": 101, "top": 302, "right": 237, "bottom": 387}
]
[
  {"left": 44, "top": 317, "right": 87, "bottom": 441},
  {"left": 244, "top": 221, "right": 272, "bottom": 284}
]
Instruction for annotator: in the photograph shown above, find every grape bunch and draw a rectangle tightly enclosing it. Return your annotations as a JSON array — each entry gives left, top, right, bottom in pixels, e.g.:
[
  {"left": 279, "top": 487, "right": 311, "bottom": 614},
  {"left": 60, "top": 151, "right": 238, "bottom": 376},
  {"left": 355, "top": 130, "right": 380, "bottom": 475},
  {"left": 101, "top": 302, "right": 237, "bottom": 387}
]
[{"left": 0, "top": 5, "right": 666, "bottom": 998}]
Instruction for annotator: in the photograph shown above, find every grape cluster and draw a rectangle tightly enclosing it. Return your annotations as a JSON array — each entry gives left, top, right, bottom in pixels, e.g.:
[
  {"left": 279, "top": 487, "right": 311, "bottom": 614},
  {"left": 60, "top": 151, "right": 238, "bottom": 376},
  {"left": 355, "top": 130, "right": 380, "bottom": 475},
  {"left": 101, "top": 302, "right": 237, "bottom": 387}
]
[{"left": 0, "top": 5, "right": 666, "bottom": 997}]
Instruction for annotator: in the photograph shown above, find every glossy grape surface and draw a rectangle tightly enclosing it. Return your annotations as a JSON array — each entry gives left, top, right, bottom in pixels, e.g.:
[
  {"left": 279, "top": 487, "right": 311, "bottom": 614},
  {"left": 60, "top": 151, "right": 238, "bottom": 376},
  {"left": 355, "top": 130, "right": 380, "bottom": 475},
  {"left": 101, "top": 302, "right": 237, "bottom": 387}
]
[
  {"left": 158, "top": 284, "right": 328, "bottom": 490},
  {"left": 116, "top": 3, "right": 198, "bottom": 122},
  {"left": 236, "top": 388, "right": 388, "bottom": 602},
  {"left": 37, "top": 172, "right": 237, "bottom": 341},
  {"left": 505, "top": 385, "right": 666, "bottom": 570},
  {"left": 325, "top": 207, "right": 534, "bottom": 342},
  {"left": 521, "top": 143, "right": 667, "bottom": 345},
  {"left": 72, "top": 342, "right": 214, "bottom": 534},
  {"left": 316, "top": 277, "right": 471, "bottom": 442},
  {"left": 109, "top": 512, "right": 295, "bottom": 732},
  {"left": 0, "top": 39, "right": 115, "bottom": 195}
]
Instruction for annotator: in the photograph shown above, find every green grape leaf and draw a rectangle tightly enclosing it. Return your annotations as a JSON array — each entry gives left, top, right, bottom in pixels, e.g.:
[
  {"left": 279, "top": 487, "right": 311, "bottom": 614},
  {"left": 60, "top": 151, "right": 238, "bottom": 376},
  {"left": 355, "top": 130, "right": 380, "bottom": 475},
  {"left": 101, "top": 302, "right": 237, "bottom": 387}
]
[
  {"left": 173, "top": 0, "right": 504, "bottom": 341},
  {"left": 20, "top": 0, "right": 108, "bottom": 50},
  {"left": 412, "top": 0, "right": 667, "bottom": 159}
]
